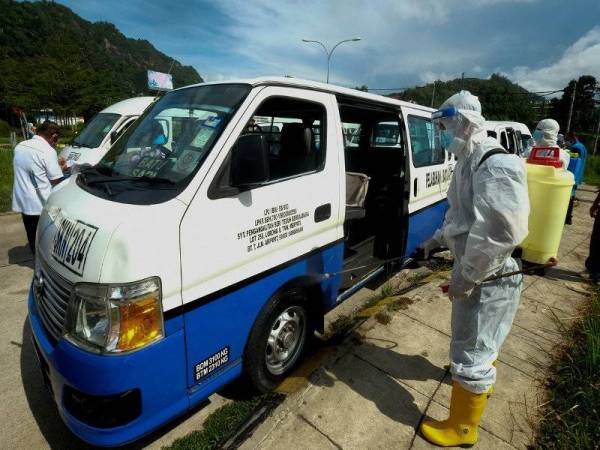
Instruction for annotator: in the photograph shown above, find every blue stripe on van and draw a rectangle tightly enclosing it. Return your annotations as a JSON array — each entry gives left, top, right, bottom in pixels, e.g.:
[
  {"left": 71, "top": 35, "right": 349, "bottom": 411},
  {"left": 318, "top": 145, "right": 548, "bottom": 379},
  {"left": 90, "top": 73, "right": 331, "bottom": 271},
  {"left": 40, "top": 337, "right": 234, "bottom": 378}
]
[
  {"left": 405, "top": 199, "right": 449, "bottom": 258},
  {"left": 182, "top": 241, "right": 344, "bottom": 388}
]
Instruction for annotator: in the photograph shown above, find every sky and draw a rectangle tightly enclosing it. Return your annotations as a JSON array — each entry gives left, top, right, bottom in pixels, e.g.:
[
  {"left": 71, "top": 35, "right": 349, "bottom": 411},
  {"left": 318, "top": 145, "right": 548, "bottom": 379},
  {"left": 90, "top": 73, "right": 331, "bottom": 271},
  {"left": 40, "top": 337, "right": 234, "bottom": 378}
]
[{"left": 57, "top": 0, "right": 600, "bottom": 93}]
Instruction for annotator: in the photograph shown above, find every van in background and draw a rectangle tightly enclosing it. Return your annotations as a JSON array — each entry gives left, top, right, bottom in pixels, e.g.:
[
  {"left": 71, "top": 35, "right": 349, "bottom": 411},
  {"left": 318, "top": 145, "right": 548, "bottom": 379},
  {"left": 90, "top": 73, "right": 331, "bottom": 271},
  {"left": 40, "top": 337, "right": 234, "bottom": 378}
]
[
  {"left": 485, "top": 120, "right": 532, "bottom": 156},
  {"left": 59, "top": 96, "right": 156, "bottom": 167}
]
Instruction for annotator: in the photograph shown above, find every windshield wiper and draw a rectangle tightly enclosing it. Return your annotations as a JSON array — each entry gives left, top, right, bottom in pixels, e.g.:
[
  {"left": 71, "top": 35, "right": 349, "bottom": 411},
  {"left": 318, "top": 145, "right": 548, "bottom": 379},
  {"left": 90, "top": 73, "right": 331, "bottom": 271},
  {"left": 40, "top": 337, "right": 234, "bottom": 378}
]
[
  {"left": 72, "top": 140, "right": 92, "bottom": 148},
  {"left": 84, "top": 174, "right": 176, "bottom": 188}
]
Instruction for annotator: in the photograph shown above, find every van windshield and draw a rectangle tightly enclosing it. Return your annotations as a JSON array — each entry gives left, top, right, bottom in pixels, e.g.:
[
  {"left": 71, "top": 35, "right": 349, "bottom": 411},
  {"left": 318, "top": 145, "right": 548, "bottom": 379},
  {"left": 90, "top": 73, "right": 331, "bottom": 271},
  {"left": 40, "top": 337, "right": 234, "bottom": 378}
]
[
  {"left": 72, "top": 113, "right": 120, "bottom": 148},
  {"left": 95, "top": 84, "right": 250, "bottom": 187}
]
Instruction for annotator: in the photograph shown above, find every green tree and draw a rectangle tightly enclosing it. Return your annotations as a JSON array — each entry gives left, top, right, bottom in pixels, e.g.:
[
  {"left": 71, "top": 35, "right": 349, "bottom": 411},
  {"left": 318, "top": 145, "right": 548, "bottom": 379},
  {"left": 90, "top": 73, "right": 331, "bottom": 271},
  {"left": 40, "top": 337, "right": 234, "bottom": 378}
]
[
  {"left": 395, "top": 74, "right": 539, "bottom": 129},
  {"left": 0, "top": 0, "right": 203, "bottom": 119},
  {"left": 552, "top": 75, "right": 599, "bottom": 149}
]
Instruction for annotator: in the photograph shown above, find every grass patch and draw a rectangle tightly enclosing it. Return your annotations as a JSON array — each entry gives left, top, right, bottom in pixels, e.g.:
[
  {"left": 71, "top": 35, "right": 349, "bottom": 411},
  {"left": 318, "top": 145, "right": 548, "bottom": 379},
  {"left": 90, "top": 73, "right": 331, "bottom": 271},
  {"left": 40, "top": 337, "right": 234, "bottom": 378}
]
[
  {"left": 0, "top": 150, "right": 13, "bottom": 212},
  {"left": 374, "top": 310, "right": 392, "bottom": 325},
  {"left": 387, "top": 296, "right": 414, "bottom": 312},
  {"left": 583, "top": 154, "right": 600, "bottom": 186},
  {"left": 533, "top": 288, "right": 600, "bottom": 449},
  {"left": 165, "top": 394, "right": 281, "bottom": 450}
]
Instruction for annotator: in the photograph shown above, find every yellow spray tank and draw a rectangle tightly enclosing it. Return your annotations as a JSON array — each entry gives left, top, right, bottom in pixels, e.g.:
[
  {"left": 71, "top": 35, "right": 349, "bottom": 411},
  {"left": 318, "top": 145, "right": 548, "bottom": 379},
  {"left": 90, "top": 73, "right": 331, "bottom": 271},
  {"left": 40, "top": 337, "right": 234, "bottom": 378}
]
[{"left": 521, "top": 147, "right": 575, "bottom": 264}]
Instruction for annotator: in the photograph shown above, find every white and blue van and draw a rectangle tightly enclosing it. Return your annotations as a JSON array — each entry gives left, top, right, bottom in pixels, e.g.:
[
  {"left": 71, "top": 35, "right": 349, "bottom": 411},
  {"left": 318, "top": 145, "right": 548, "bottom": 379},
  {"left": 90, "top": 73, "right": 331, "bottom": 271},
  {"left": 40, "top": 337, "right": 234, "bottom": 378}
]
[
  {"left": 59, "top": 96, "right": 156, "bottom": 167},
  {"left": 29, "top": 77, "right": 453, "bottom": 446}
]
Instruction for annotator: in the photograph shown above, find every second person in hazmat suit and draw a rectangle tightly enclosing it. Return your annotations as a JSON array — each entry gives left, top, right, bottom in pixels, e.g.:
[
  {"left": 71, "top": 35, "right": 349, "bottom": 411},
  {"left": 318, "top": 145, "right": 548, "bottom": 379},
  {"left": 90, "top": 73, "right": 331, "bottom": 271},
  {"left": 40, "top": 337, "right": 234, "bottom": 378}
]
[
  {"left": 527, "top": 118, "right": 570, "bottom": 169},
  {"left": 419, "top": 91, "right": 530, "bottom": 447}
]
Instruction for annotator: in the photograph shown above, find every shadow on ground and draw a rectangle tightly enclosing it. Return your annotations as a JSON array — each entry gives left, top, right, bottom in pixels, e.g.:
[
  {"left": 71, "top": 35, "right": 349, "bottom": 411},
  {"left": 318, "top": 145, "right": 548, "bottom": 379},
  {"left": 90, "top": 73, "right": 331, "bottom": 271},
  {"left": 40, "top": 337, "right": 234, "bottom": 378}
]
[
  {"left": 312, "top": 335, "right": 448, "bottom": 428},
  {"left": 544, "top": 267, "right": 584, "bottom": 283},
  {"left": 8, "top": 245, "right": 33, "bottom": 268}
]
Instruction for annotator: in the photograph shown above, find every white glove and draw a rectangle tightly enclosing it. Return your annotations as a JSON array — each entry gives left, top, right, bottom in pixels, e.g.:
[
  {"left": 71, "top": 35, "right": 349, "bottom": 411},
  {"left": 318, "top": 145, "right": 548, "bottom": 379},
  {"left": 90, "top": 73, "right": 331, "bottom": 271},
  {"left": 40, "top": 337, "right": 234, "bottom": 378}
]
[{"left": 420, "top": 238, "right": 440, "bottom": 259}]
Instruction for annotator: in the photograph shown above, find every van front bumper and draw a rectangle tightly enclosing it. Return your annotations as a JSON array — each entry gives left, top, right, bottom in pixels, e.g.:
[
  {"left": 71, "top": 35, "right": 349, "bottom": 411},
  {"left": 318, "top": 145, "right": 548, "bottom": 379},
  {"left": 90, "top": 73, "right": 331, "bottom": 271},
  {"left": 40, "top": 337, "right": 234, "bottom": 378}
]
[{"left": 27, "top": 285, "right": 189, "bottom": 446}]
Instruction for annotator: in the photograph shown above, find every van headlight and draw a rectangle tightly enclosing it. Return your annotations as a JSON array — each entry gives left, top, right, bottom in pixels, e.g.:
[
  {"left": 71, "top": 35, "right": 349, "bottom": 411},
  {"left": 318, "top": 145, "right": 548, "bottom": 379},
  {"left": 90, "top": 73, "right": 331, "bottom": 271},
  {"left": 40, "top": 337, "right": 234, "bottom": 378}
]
[{"left": 66, "top": 277, "right": 164, "bottom": 353}]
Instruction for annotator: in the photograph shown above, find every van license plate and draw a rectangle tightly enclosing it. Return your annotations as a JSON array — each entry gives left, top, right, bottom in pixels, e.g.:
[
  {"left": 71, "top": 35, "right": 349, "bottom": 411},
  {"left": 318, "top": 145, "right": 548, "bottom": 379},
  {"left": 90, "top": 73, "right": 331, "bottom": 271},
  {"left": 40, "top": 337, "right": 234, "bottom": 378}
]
[{"left": 52, "top": 217, "right": 98, "bottom": 276}]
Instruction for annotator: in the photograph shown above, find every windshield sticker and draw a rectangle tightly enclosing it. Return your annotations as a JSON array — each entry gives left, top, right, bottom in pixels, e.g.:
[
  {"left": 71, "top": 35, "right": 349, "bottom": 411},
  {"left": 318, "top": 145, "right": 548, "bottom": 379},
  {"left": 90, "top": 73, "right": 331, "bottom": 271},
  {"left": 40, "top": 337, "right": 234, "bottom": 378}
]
[
  {"left": 194, "top": 346, "right": 230, "bottom": 382},
  {"left": 203, "top": 115, "right": 222, "bottom": 129},
  {"left": 191, "top": 127, "right": 213, "bottom": 148},
  {"left": 173, "top": 149, "right": 202, "bottom": 175},
  {"left": 52, "top": 217, "right": 98, "bottom": 276},
  {"left": 131, "top": 156, "right": 168, "bottom": 177},
  {"left": 237, "top": 203, "right": 310, "bottom": 253}
]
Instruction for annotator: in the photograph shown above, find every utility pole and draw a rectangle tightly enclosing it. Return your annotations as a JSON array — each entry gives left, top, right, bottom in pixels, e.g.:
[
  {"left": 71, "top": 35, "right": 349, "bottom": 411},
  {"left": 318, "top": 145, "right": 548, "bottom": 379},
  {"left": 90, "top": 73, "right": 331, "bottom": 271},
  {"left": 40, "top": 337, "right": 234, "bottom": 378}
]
[
  {"left": 566, "top": 79, "right": 577, "bottom": 133},
  {"left": 461, "top": 72, "right": 465, "bottom": 90},
  {"left": 430, "top": 81, "right": 436, "bottom": 108}
]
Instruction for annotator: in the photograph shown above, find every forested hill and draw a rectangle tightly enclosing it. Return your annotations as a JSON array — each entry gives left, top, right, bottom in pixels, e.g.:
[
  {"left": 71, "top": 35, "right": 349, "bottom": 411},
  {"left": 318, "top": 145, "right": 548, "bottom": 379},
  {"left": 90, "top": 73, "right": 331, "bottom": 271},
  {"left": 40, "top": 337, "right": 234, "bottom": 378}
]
[
  {"left": 395, "top": 74, "right": 541, "bottom": 126},
  {"left": 0, "top": 0, "right": 203, "bottom": 118}
]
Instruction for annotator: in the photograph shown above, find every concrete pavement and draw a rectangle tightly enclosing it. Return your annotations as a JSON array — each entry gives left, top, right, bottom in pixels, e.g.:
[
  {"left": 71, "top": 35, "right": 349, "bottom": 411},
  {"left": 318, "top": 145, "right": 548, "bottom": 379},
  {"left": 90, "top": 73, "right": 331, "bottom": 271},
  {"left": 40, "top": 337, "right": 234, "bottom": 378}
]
[
  {"left": 0, "top": 185, "right": 595, "bottom": 449},
  {"left": 240, "top": 186, "right": 596, "bottom": 450}
]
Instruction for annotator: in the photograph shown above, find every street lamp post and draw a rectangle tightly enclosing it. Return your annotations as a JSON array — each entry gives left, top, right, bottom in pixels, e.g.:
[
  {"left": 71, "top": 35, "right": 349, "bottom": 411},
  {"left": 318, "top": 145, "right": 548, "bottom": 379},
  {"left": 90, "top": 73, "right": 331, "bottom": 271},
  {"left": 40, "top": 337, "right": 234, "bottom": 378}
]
[{"left": 302, "top": 37, "right": 361, "bottom": 83}]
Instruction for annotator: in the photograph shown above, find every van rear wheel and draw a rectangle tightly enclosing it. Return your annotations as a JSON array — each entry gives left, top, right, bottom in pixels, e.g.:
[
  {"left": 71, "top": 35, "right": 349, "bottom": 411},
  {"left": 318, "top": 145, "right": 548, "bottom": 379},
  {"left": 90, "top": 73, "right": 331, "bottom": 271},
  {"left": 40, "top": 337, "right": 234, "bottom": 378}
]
[{"left": 244, "top": 290, "right": 309, "bottom": 393}]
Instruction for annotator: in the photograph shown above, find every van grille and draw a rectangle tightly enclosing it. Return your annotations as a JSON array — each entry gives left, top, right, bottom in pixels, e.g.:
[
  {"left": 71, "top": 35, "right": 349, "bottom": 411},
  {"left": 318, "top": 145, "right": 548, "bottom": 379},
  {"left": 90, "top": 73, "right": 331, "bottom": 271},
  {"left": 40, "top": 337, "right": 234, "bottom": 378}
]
[{"left": 34, "top": 258, "right": 73, "bottom": 341}]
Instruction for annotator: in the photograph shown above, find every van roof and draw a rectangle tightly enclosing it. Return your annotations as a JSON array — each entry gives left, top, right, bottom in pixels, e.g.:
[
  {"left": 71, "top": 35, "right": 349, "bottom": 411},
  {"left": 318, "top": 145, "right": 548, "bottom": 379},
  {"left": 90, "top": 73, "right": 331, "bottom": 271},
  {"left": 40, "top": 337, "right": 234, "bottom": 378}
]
[
  {"left": 101, "top": 96, "right": 156, "bottom": 116},
  {"left": 485, "top": 120, "right": 532, "bottom": 136},
  {"left": 174, "top": 76, "right": 434, "bottom": 113}
]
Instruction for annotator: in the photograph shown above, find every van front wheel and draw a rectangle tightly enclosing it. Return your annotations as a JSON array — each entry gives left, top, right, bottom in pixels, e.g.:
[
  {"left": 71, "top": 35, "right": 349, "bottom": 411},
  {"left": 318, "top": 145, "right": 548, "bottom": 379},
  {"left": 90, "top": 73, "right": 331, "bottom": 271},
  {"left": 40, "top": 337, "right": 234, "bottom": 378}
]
[{"left": 244, "top": 291, "right": 309, "bottom": 392}]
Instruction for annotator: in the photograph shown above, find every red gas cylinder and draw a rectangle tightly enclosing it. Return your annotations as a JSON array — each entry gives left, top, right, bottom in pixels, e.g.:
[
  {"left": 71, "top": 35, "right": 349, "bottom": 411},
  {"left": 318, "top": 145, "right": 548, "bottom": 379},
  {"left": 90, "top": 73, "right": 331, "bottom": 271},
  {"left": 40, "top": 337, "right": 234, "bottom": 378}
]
[{"left": 527, "top": 147, "right": 563, "bottom": 168}]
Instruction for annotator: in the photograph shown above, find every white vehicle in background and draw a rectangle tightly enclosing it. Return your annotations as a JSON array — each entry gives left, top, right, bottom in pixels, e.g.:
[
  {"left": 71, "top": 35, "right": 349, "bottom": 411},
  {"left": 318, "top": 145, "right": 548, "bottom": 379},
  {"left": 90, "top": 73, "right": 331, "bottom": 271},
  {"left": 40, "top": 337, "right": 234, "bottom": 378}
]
[
  {"left": 59, "top": 96, "right": 156, "bottom": 167},
  {"left": 485, "top": 120, "right": 532, "bottom": 156}
]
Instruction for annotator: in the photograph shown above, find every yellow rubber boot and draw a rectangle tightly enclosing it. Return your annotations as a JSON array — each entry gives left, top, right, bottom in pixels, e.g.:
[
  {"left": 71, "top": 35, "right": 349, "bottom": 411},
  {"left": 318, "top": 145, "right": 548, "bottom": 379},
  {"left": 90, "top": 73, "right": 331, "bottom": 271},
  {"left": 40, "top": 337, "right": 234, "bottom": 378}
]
[{"left": 420, "top": 382, "right": 488, "bottom": 447}]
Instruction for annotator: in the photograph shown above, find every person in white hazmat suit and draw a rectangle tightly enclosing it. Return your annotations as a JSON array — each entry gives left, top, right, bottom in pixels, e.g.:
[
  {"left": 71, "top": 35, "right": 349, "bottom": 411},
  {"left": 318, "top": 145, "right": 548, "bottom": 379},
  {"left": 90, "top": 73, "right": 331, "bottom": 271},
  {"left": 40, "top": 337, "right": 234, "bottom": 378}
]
[
  {"left": 418, "top": 91, "right": 530, "bottom": 447},
  {"left": 526, "top": 118, "right": 569, "bottom": 169}
]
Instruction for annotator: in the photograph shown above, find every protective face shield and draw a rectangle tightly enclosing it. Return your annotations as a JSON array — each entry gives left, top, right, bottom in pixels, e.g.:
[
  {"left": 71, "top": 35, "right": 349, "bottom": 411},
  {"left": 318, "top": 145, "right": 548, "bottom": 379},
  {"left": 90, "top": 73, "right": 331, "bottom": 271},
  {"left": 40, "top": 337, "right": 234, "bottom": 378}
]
[
  {"left": 433, "top": 92, "right": 484, "bottom": 156},
  {"left": 153, "top": 133, "right": 167, "bottom": 145},
  {"left": 433, "top": 107, "right": 458, "bottom": 151},
  {"left": 440, "top": 128, "right": 455, "bottom": 150}
]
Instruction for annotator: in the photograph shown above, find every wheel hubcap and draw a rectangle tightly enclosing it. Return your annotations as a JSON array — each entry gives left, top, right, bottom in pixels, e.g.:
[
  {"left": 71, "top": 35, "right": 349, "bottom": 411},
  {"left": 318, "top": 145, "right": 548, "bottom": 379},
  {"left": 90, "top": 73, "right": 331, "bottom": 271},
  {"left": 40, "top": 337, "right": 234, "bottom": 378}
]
[{"left": 265, "top": 306, "right": 306, "bottom": 375}]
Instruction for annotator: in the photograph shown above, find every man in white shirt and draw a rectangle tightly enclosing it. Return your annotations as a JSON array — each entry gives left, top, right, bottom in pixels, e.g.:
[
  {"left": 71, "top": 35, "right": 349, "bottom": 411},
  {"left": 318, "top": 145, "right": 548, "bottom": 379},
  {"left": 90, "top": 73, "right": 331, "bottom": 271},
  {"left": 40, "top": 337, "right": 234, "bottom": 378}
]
[{"left": 12, "top": 121, "right": 65, "bottom": 254}]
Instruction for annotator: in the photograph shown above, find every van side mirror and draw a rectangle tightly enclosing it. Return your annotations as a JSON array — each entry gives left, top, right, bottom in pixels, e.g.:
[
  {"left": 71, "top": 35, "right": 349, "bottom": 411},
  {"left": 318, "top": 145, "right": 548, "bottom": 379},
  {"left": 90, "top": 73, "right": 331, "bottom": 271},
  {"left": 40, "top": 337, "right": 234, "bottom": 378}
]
[
  {"left": 110, "top": 130, "right": 118, "bottom": 145},
  {"left": 230, "top": 134, "right": 270, "bottom": 188}
]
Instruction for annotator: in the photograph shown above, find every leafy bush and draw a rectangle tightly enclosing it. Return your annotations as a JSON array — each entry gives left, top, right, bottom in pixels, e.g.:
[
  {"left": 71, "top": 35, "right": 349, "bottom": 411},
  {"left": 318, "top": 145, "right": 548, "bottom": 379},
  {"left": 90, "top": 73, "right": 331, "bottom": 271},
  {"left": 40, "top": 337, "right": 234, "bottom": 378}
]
[{"left": 584, "top": 154, "right": 600, "bottom": 185}]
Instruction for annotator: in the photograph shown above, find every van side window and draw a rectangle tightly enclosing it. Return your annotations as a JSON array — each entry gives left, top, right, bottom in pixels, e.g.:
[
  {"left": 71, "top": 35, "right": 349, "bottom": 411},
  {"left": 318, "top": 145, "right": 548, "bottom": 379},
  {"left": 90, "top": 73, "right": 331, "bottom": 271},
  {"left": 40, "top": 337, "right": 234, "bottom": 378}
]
[
  {"left": 343, "top": 123, "right": 361, "bottom": 148},
  {"left": 514, "top": 130, "right": 523, "bottom": 155},
  {"left": 408, "top": 115, "right": 444, "bottom": 167},
  {"left": 241, "top": 96, "right": 326, "bottom": 182},
  {"left": 487, "top": 130, "right": 497, "bottom": 138},
  {"left": 372, "top": 122, "right": 400, "bottom": 148},
  {"left": 500, "top": 131, "right": 509, "bottom": 150}
]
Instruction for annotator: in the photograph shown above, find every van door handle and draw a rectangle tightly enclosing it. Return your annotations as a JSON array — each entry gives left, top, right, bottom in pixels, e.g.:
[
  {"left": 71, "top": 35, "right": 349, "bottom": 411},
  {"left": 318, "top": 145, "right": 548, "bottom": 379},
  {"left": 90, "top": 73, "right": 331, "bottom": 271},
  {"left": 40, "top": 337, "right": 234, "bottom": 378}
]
[{"left": 314, "top": 203, "right": 331, "bottom": 223}]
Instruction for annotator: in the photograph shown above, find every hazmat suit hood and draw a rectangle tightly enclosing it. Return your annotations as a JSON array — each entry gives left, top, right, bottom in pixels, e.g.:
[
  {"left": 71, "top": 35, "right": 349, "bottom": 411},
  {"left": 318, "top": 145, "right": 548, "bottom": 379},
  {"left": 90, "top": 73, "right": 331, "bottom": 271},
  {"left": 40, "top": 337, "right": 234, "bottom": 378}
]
[
  {"left": 533, "top": 118, "right": 559, "bottom": 147},
  {"left": 436, "top": 91, "right": 486, "bottom": 159}
]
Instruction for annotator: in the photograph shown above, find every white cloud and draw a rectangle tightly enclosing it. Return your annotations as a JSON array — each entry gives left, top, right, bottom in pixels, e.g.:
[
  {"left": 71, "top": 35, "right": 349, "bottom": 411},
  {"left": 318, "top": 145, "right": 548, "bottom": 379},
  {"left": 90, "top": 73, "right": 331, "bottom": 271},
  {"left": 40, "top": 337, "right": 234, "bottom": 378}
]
[
  {"left": 506, "top": 26, "right": 600, "bottom": 92},
  {"left": 200, "top": 0, "right": 533, "bottom": 87}
]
